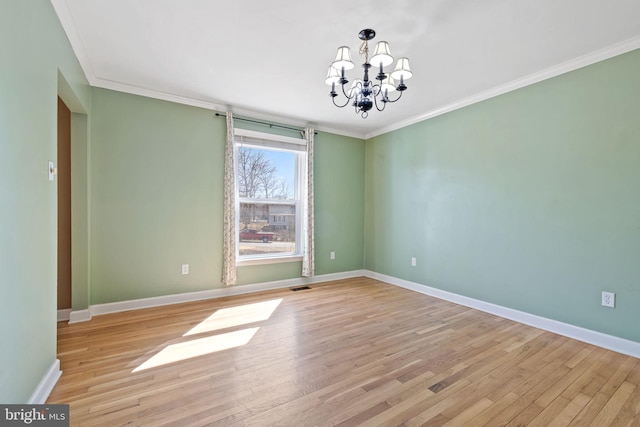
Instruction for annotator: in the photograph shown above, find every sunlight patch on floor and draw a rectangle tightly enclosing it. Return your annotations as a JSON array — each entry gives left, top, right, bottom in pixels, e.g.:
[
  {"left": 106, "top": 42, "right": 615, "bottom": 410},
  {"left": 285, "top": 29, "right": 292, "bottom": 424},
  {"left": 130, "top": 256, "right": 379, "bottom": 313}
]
[
  {"left": 133, "top": 327, "right": 259, "bottom": 372},
  {"left": 183, "top": 298, "right": 282, "bottom": 336}
]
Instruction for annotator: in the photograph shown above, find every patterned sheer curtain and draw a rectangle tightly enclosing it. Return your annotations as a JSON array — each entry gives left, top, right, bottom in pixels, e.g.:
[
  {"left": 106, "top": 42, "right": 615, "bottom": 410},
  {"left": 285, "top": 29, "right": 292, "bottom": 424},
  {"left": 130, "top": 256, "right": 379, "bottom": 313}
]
[
  {"left": 302, "top": 128, "right": 315, "bottom": 277},
  {"left": 222, "top": 112, "right": 236, "bottom": 286}
]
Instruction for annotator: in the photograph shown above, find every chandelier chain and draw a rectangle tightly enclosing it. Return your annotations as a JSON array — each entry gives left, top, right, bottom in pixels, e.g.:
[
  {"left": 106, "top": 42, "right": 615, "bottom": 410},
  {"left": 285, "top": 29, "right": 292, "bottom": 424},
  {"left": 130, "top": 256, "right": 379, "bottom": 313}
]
[{"left": 359, "top": 40, "right": 369, "bottom": 63}]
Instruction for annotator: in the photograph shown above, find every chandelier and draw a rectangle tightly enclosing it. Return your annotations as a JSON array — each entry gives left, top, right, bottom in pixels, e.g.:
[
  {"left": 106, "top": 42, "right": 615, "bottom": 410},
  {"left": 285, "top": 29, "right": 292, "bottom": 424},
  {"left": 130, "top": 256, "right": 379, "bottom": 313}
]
[{"left": 325, "top": 28, "right": 412, "bottom": 118}]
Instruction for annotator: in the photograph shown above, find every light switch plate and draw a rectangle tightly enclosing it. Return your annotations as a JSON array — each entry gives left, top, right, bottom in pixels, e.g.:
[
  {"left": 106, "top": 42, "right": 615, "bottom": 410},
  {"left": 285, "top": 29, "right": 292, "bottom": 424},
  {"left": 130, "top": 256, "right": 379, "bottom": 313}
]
[{"left": 48, "top": 161, "right": 55, "bottom": 181}]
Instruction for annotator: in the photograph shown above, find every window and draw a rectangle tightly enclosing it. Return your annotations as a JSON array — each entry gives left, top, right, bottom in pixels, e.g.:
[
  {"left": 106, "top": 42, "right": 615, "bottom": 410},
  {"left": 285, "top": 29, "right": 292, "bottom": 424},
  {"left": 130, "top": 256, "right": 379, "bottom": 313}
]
[{"left": 234, "top": 128, "right": 307, "bottom": 264}]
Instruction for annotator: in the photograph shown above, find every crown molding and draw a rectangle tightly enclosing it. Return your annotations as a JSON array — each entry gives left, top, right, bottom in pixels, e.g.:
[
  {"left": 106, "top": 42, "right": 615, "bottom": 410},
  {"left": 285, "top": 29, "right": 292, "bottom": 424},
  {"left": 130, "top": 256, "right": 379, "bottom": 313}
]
[
  {"left": 86, "top": 72, "right": 368, "bottom": 138},
  {"left": 51, "top": 0, "right": 362, "bottom": 138},
  {"left": 51, "top": 0, "right": 640, "bottom": 141},
  {"left": 51, "top": 0, "right": 97, "bottom": 83},
  {"left": 83, "top": 35, "right": 640, "bottom": 141},
  {"left": 90, "top": 78, "right": 228, "bottom": 112},
  {"left": 365, "top": 36, "right": 640, "bottom": 140},
  {"left": 91, "top": 78, "right": 366, "bottom": 139}
]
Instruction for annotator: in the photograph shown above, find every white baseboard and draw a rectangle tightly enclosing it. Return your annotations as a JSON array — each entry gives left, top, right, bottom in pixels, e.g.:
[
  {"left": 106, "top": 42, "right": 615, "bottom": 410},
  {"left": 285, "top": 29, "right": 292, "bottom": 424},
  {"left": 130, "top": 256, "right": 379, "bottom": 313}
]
[
  {"left": 49, "top": 269, "right": 638, "bottom": 405},
  {"left": 57, "top": 309, "right": 71, "bottom": 322},
  {"left": 68, "top": 309, "right": 91, "bottom": 324},
  {"left": 365, "top": 270, "right": 640, "bottom": 359},
  {"left": 65, "top": 269, "right": 640, "bottom": 358},
  {"left": 28, "top": 359, "right": 61, "bottom": 404},
  {"left": 69, "top": 270, "right": 367, "bottom": 321}
]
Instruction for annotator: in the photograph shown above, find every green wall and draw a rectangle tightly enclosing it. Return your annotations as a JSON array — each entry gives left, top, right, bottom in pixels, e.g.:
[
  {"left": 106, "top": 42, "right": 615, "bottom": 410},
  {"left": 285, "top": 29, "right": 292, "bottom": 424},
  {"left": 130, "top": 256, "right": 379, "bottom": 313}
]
[
  {"left": 0, "top": 0, "right": 90, "bottom": 402},
  {"left": 365, "top": 48, "right": 640, "bottom": 342},
  {"left": 89, "top": 88, "right": 365, "bottom": 304},
  {"left": 314, "top": 132, "right": 365, "bottom": 274},
  {"left": 71, "top": 112, "right": 90, "bottom": 310},
  {"left": 4, "top": 0, "right": 636, "bottom": 403}
]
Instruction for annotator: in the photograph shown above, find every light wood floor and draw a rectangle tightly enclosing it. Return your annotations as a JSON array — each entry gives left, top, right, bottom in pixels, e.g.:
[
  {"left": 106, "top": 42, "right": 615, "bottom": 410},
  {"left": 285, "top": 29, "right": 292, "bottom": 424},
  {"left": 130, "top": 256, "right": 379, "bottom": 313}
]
[{"left": 48, "top": 277, "right": 640, "bottom": 426}]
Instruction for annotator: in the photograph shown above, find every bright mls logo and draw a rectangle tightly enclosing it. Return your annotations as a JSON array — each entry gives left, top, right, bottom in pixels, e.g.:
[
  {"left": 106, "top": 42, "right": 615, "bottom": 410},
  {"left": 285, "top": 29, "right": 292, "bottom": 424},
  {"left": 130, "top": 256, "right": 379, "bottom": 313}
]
[{"left": 1, "top": 405, "right": 69, "bottom": 426}]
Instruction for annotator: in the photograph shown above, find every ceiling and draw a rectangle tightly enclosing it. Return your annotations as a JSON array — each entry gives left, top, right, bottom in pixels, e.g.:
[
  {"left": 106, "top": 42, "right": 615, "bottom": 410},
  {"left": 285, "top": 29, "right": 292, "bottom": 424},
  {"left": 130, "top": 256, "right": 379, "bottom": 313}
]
[{"left": 51, "top": 0, "right": 640, "bottom": 139}]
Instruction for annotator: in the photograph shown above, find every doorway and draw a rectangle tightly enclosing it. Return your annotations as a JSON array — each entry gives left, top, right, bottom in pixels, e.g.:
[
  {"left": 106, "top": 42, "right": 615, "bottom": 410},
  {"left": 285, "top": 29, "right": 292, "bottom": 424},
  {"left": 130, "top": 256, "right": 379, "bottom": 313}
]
[{"left": 58, "top": 97, "right": 71, "bottom": 311}]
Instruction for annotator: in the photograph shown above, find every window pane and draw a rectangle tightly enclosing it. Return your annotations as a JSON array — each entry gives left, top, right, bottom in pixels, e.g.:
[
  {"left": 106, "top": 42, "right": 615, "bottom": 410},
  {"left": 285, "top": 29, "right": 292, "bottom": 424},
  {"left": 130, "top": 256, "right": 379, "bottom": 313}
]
[
  {"left": 237, "top": 147, "right": 295, "bottom": 200},
  {"left": 235, "top": 138, "right": 304, "bottom": 262},
  {"left": 239, "top": 203, "right": 296, "bottom": 256}
]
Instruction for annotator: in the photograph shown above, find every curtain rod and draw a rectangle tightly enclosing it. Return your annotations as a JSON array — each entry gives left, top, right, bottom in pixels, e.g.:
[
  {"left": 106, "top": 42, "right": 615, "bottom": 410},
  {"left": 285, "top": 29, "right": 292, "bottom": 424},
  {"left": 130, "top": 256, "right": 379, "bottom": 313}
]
[{"left": 214, "top": 113, "right": 317, "bottom": 134}]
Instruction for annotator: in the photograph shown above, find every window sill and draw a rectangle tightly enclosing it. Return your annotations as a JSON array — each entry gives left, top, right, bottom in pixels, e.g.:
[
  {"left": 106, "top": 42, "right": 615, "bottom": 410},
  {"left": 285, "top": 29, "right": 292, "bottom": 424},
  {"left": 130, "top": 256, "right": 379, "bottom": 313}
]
[{"left": 236, "top": 255, "right": 303, "bottom": 267}]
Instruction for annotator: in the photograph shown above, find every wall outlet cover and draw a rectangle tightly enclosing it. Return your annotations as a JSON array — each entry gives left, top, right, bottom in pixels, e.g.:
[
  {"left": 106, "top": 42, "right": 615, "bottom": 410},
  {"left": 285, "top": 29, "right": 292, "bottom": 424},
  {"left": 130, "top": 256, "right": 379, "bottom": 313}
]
[{"left": 602, "top": 291, "right": 615, "bottom": 308}]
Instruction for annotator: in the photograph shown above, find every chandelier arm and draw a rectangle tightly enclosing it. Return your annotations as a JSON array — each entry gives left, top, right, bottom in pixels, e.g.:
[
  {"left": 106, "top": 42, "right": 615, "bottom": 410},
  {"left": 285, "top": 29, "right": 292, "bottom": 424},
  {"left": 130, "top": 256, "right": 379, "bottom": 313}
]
[
  {"left": 340, "top": 83, "right": 353, "bottom": 99},
  {"left": 331, "top": 94, "right": 353, "bottom": 109},
  {"left": 372, "top": 85, "right": 387, "bottom": 112},
  {"left": 383, "top": 90, "right": 404, "bottom": 104}
]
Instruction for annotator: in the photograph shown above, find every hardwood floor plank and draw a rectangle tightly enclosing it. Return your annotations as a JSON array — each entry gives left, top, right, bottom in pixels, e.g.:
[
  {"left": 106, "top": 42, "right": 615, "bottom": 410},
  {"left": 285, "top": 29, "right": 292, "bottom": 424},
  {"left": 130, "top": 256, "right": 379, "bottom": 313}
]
[
  {"left": 568, "top": 392, "right": 610, "bottom": 426},
  {"left": 464, "top": 391, "right": 520, "bottom": 427},
  {"left": 441, "top": 397, "right": 493, "bottom": 426},
  {"left": 588, "top": 381, "right": 636, "bottom": 426},
  {"left": 550, "top": 392, "right": 591, "bottom": 426},
  {"left": 47, "top": 278, "right": 640, "bottom": 426}
]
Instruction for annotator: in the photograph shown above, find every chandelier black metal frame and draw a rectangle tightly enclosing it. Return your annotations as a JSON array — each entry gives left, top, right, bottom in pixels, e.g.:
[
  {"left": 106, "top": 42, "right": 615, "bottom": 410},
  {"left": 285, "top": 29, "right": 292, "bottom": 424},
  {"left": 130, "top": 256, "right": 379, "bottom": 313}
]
[{"left": 325, "top": 28, "right": 412, "bottom": 118}]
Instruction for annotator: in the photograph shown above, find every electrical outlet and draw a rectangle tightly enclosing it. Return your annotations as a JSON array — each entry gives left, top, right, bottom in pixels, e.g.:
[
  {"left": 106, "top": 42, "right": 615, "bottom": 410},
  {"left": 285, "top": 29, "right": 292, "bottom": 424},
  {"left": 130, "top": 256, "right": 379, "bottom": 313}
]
[
  {"left": 330, "top": 251, "right": 335, "bottom": 260},
  {"left": 181, "top": 264, "right": 189, "bottom": 275},
  {"left": 411, "top": 257, "right": 417, "bottom": 267},
  {"left": 602, "top": 291, "right": 615, "bottom": 308}
]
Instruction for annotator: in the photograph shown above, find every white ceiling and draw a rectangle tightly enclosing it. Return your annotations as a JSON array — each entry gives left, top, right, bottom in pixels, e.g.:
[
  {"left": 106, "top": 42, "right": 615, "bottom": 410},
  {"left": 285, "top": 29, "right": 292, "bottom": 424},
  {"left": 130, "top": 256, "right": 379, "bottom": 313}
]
[{"left": 51, "top": 0, "right": 640, "bottom": 139}]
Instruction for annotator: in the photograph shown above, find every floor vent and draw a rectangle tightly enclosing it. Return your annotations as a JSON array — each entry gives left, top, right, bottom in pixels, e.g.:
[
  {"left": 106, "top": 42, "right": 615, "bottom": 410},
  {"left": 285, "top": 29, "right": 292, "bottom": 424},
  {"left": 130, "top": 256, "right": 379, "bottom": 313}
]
[{"left": 290, "top": 286, "right": 311, "bottom": 291}]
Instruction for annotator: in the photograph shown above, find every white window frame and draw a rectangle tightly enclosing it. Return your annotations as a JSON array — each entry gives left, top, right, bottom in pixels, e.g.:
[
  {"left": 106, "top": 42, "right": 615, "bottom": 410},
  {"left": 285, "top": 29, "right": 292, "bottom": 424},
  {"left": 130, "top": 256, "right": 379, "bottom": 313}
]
[{"left": 234, "top": 128, "right": 307, "bottom": 266}]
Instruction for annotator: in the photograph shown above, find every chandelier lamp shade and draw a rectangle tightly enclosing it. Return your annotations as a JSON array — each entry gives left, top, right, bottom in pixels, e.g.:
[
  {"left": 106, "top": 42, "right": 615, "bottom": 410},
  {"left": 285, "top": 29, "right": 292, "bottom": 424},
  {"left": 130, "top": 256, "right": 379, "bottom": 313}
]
[{"left": 325, "top": 29, "right": 412, "bottom": 118}]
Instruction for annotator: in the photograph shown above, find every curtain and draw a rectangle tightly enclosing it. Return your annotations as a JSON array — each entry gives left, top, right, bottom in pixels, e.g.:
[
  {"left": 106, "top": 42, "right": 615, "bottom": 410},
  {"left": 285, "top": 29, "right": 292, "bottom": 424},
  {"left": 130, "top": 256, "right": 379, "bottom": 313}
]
[
  {"left": 302, "top": 128, "right": 315, "bottom": 277},
  {"left": 222, "top": 112, "right": 236, "bottom": 286}
]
